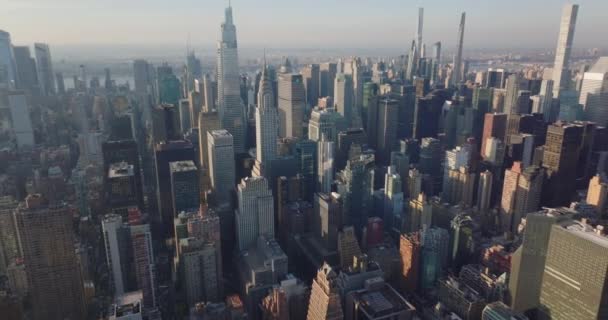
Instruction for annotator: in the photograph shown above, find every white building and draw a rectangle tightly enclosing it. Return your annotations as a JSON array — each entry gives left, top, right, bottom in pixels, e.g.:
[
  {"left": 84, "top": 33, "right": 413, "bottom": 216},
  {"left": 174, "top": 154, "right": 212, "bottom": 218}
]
[
  {"left": 236, "top": 176, "right": 274, "bottom": 251},
  {"left": 580, "top": 57, "right": 608, "bottom": 126},
  {"left": 253, "top": 65, "right": 278, "bottom": 177},
  {"left": 207, "top": 130, "right": 235, "bottom": 204}
]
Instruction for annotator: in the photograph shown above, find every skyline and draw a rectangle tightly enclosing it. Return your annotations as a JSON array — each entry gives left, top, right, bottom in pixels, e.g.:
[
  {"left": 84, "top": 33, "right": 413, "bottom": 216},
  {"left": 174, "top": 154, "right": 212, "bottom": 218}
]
[{"left": 2, "top": 0, "right": 607, "bottom": 51}]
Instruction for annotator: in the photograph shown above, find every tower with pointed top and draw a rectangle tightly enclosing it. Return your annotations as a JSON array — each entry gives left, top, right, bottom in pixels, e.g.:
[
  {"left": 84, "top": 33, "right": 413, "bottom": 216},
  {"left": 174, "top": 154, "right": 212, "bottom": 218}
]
[
  {"left": 253, "top": 62, "right": 279, "bottom": 177},
  {"left": 451, "top": 12, "right": 466, "bottom": 86},
  {"left": 217, "top": 3, "right": 246, "bottom": 153}
]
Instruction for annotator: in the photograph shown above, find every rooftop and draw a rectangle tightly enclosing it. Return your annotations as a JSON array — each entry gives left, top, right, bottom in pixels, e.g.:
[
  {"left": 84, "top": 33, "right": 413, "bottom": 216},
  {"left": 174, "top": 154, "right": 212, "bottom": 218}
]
[
  {"left": 351, "top": 279, "right": 415, "bottom": 318},
  {"left": 111, "top": 291, "right": 142, "bottom": 319},
  {"left": 109, "top": 161, "right": 134, "bottom": 178},
  {"left": 588, "top": 56, "right": 608, "bottom": 74},
  {"left": 169, "top": 160, "right": 197, "bottom": 172}
]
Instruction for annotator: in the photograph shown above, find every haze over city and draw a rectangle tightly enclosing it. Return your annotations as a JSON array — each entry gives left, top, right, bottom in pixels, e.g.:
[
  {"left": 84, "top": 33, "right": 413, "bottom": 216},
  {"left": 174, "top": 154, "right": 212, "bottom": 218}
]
[{"left": 1, "top": 1, "right": 608, "bottom": 320}]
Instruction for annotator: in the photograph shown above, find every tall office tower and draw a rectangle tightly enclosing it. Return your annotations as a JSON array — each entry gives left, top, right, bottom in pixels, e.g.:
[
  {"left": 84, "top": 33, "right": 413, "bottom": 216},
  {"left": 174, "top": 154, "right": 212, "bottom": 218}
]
[
  {"left": 7, "top": 92, "right": 34, "bottom": 148},
  {"left": 152, "top": 104, "right": 179, "bottom": 143},
  {"left": 443, "top": 146, "right": 471, "bottom": 195},
  {"left": 201, "top": 74, "right": 215, "bottom": 111},
  {"left": 451, "top": 12, "right": 466, "bottom": 86},
  {"left": 419, "top": 138, "right": 442, "bottom": 193},
  {"left": 198, "top": 110, "right": 221, "bottom": 172},
  {"left": 537, "top": 221, "right": 608, "bottom": 319},
  {"left": 207, "top": 130, "right": 236, "bottom": 204},
  {"left": 314, "top": 192, "right": 342, "bottom": 251},
  {"left": 362, "top": 82, "right": 379, "bottom": 133},
  {"left": 130, "top": 222, "right": 157, "bottom": 310},
  {"left": 431, "top": 42, "right": 442, "bottom": 85},
  {"left": 337, "top": 226, "right": 362, "bottom": 269},
  {"left": 503, "top": 74, "right": 521, "bottom": 115},
  {"left": 500, "top": 162, "right": 544, "bottom": 233},
  {"left": 408, "top": 169, "right": 423, "bottom": 200},
  {"left": 481, "top": 113, "right": 507, "bottom": 160},
  {"left": 308, "top": 107, "right": 343, "bottom": 142},
  {"left": 334, "top": 73, "right": 355, "bottom": 127},
  {"left": 542, "top": 123, "right": 583, "bottom": 207},
  {"left": 420, "top": 227, "right": 450, "bottom": 292},
  {"left": 178, "top": 99, "right": 192, "bottom": 133},
  {"left": 400, "top": 232, "right": 421, "bottom": 293},
  {"left": 508, "top": 209, "right": 572, "bottom": 314},
  {"left": 278, "top": 73, "right": 306, "bottom": 138},
  {"left": 102, "top": 214, "right": 132, "bottom": 296},
  {"left": 579, "top": 57, "right": 608, "bottom": 126},
  {"left": 13, "top": 46, "right": 38, "bottom": 93},
  {"left": 0, "top": 30, "right": 17, "bottom": 89},
  {"left": 133, "top": 59, "right": 154, "bottom": 95},
  {"left": 14, "top": 195, "right": 85, "bottom": 320},
  {"left": 155, "top": 141, "right": 196, "bottom": 225},
  {"left": 33, "top": 43, "right": 55, "bottom": 95},
  {"left": 413, "top": 92, "right": 446, "bottom": 139},
  {"left": 485, "top": 68, "right": 507, "bottom": 88},
  {"left": 169, "top": 161, "right": 200, "bottom": 216},
  {"left": 551, "top": 4, "right": 579, "bottom": 98},
  {"left": 317, "top": 136, "right": 335, "bottom": 194},
  {"left": 336, "top": 154, "right": 375, "bottom": 234},
  {"left": 408, "top": 193, "right": 433, "bottom": 233},
  {"left": 351, "top": 59, "right": 364, "bottom": 120},
  {"left": 416, "top": 8, "right": 424, "bottom": 56},
  {"left": 217, "top": 4, "right": 246, "bottom": 153},
  {"left": 179, "top": 238, "right": 220, "bottom": 306},
  {"left": 375, "top": 97, "right": 399, "bottom": 165},
  {"left": 0, "top": 196, "right": 18, "bottom": 275},
  {"left": 587, "top": 175, "right": 607, "bottom": 215},
  {"left": 294, "top": 139, "right": 318, "bottom": 194},
  {"left": 320, "top": 62, "right": 338, "bottom": 98},
  {"left": 302, "top": 64, "right": 320, "bottom": 107},
  {"left": 306, "top": 263, "right": 343, "bottom": 320},
  {"left": 477, "top": 170, "right": 493, "bottom": 212},
  {"left": 384, "top": 167, "right": 404, "bottom": 232},
  {"left": 405, "top": 41, "right": 418, "bottom": 82},
  {"left": 236, "top": 176, "right": 274, "bottom": 250},
  {"left": 253, "top": 65, "right": 279, "bottom": 177},
  {"left": 444, "top": 167, "right": 475, "bottom": 207}
]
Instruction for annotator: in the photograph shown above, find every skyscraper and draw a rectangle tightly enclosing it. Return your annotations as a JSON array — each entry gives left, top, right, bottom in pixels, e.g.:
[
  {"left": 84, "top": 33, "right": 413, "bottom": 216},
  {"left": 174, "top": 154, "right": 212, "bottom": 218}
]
[
  {"left": 477, "top": 170, "right": 493, "bottom": 212},
  {"left": 542, "top": 122, "right": 583, "bottom": 206},
  {"left": 130, "top": 222, "right": 157, "bottom": 310},
  {"left": 207, "top": 130, "right": 236, "bottom": 204},
  {"left": 14, "top": 195, "right": 86, "bottom": 320},
  {"left": 538, "top": 220, "right": 608, "bottom": 319},
  {"left": 481, "top": 113, "right": 508, "bottom": 161},
  {"left": 217, "top": 4, "right": 246, "bottom": 153},
  {"left": 579, "top": 57, "right": 608, "bottom": 126},
  {"left": 254, "top": 64, "right": 279, "bottom": 177},
  {"left": 236, "top": 176, "right": 274, "bottom": 250},
  {"left": 400, "top": 232, "right": 421, "bottom": 293},
  {"left": 306, "top": 263, "right": 343, "bottom": 320},
  {"left": 551, "top": 4, "right": 579, "bottom": 98},
  {"left": 334, "top": 73, "right": 355, "bottom": 127},
  {"left": 320, "top": 63, "right": 337, "bottom": 98},
  {"left": 508, "top": 209, "right": 573, "bottom": 313},
  {"left": 375, "top": 97, "right": 399, "bottom": 165},
  {"left": 13, "top": 46, "right": 38, "bottom": 93},
  {"left": 198, "top": 110, "right": 221, "bottom": 172},
  {"left": 34, "top": 43, "right": 56, "bottom": 96},
  {"left": 0, "top": 30, "right": 17, "bottom": 89},
  {"left": 154, "top": 141, "right": 196, "bottom": 225},
  {"left": 416, "top": 8, "right": 424, "bottom": 56},
  {"left": 451, "top": 12, "right": 466, "bottom": 85},
  {"left": 500, "top": 162, "right": 544, "bottom": 233},
  {"left": 278, "top": 73, "right": 306, "bottom": 138},
  {"left": 302, "top": 64, "right": 320, "bottom": 107},
  {"left": 317, "top": 136, "right": 335, "bottom": 194},
  {"left": 169, "top": 161, "right": 200, "bottom": 216}
]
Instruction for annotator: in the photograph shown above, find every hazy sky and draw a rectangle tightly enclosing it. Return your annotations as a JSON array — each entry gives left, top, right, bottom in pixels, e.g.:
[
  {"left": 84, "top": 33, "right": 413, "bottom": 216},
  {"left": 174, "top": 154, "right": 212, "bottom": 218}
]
[{"left": 2, "top": 0, "right": 607, "bottom": 50}]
